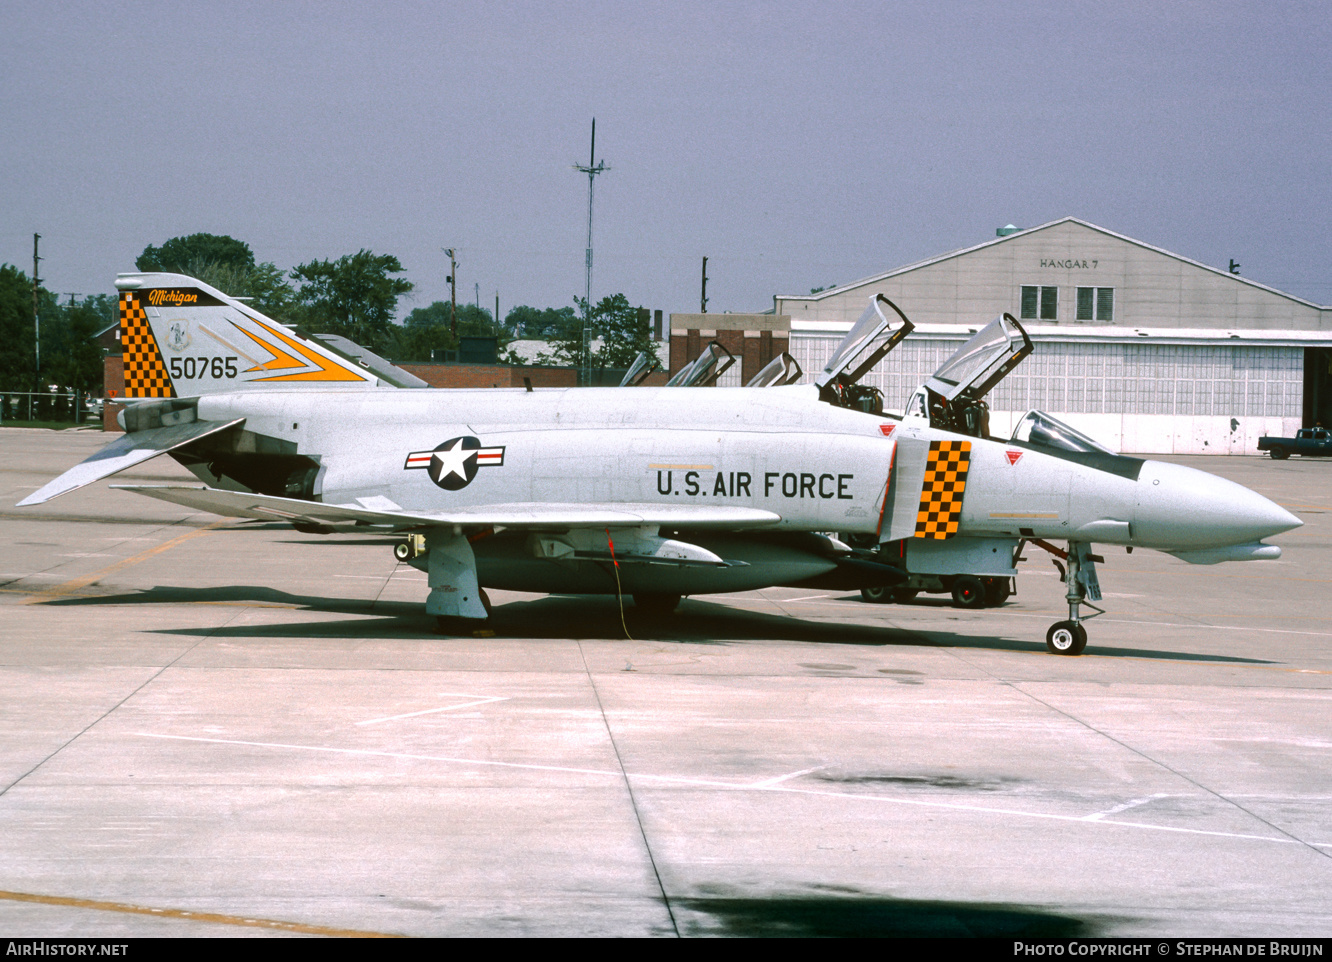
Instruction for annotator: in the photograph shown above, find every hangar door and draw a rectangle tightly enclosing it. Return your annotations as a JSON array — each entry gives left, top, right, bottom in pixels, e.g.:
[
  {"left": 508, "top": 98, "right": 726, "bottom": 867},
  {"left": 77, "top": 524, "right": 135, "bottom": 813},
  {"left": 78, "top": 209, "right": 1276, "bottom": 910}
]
[{"left": 1304, "top": 348, "right": 1332, "bottom": 428}]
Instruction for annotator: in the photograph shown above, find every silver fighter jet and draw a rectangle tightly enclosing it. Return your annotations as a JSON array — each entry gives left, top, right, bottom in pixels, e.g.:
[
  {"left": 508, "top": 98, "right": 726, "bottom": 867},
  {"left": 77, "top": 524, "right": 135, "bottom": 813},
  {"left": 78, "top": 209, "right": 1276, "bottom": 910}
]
[{"left": 20, "top": 275, "right": 1301, "bottom": 655}]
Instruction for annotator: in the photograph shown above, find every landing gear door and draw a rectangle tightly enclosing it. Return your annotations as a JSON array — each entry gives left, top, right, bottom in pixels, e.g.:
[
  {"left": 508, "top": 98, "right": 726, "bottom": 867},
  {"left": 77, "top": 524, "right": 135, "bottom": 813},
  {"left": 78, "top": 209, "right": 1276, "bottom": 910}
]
[
  {"left": 921, "top": 313, "right": 1032, "bottom": 434},
  {"left": 815, "top": 294, "right": 914, "bottom": 394}
]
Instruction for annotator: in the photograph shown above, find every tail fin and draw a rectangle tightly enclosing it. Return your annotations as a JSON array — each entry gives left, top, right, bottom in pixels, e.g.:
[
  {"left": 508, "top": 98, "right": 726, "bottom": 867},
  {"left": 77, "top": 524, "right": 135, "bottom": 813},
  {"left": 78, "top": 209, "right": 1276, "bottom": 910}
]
[{"left": 115, "top": 272, "right": 385, "bottom": 398}]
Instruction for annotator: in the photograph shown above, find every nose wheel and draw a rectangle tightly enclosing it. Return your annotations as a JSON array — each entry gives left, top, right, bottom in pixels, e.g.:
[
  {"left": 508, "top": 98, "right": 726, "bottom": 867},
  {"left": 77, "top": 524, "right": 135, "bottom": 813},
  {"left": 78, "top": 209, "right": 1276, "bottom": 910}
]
[{"left": 1046, "top": 621, "right": 1087, "bottom": 655}]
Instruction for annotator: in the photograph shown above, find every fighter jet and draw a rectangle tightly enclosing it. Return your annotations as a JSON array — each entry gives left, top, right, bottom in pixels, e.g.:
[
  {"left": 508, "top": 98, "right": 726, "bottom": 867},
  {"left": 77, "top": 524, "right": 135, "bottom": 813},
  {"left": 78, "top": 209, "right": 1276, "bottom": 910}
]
[{"left": 20, "top": 274, "right": 1301, "bottom": 655}]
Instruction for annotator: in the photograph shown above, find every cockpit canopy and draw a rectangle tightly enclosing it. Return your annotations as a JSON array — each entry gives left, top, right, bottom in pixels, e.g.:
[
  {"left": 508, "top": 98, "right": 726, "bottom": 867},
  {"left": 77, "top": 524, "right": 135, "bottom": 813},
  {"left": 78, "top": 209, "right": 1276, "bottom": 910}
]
[
  {"left": 1010, "top": 411, "right": 1115, "bottom": 455},
  {"left": 618, "top": 350, "right": 661, "bottom": 387},
  {"left": 665, "top": 340, "right": 735, "bottom": 387},
  {"left": 746, "top": 352, "right": 803, "bottom": 387},
  {"left": 920, "top": 313, "right": 1033, "bottom": 436},
  {"left": 923, "top": 314, "right": 1032, "bottom": 405},
  {"left": 816, "top": 294, "right": 914, "bottom": 415},
  {"left": 816, "top": 294, "right": 914, "bottom": 392}
]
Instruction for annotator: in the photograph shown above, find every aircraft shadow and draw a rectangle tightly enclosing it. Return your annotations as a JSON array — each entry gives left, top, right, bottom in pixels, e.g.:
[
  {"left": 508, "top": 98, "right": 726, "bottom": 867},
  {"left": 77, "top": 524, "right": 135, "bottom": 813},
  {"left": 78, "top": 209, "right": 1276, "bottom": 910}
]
[
  {"left": 678, "top": 891, "right": 1115, "bottom": 937},
  {"left": 0, "top": 511, "right": 219, "bottom": 527},
  {"left": 42, "top": 584, "right": 1278, "bottom": 662},
  {"left": 822, "top": 594, "right": 1278, "bottom": 664}
]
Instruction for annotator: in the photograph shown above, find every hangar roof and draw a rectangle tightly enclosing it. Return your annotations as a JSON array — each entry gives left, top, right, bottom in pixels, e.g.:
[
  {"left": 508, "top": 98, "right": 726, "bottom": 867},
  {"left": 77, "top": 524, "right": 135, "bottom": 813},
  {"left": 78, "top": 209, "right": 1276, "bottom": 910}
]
[{"left": 776, "top": 217, "right": 1328, "bottom": 312}]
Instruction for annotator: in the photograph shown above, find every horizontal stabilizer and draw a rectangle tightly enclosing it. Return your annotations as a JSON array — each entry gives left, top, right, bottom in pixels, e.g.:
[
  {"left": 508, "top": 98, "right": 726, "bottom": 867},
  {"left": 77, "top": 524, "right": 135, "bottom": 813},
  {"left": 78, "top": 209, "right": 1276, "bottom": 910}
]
[
  {"left": 17, "top": 418, "right": 245, "bottom": 506},
  {"left": 111, "top": 485, "right": 783, "bottom": 530}
]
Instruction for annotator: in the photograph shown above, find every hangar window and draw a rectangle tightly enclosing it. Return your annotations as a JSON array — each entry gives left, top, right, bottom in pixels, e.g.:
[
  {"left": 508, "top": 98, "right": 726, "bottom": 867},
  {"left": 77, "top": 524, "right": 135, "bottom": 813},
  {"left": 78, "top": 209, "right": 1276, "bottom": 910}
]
[
  {"left": 1020, "top": 285, "right": 1058, "bottom": 321},
  {"left": 1076, "top": 287, "right": 1114, "bottom": 322}
]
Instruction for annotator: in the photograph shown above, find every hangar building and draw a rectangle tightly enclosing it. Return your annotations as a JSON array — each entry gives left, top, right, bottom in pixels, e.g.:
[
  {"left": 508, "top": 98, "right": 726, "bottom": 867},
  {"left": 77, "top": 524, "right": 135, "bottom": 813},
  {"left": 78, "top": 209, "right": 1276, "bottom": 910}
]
[{"left": 771, "top": 218, "right": 1332, "bottom": 454}]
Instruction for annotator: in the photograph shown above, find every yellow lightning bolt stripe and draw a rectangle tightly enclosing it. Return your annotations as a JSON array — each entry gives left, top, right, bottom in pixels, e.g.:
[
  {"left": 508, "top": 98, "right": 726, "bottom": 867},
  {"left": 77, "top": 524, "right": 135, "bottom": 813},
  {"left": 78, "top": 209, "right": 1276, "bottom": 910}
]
[
  {"left": 232, "top": 316, "right": 368, "bottom": 382},
  {"left": 233, "top": 320, "right": 305, "bottom": 373}
]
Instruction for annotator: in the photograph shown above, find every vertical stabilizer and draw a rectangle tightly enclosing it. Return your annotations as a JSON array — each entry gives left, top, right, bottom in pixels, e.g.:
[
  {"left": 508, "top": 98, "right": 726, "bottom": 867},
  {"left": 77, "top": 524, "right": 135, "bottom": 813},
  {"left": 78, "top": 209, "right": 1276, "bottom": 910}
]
[{"left": 115, "top": 273, "right": 380, "bottom": 398}]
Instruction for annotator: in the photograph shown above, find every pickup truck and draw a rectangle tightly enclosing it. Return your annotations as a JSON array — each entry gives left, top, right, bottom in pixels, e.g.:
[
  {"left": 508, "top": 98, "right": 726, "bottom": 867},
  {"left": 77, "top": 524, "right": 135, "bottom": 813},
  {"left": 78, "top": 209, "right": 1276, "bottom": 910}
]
[{"left": 1258, "top": 427, "right": 1332, "bottom": 459}]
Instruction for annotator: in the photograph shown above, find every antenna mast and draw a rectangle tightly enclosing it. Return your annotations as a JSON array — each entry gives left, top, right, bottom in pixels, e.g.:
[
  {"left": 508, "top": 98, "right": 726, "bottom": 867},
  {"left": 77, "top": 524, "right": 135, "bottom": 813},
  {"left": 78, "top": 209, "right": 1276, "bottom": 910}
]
[{"left": 573, "top": 119, "right": 609, "bottom": 385}]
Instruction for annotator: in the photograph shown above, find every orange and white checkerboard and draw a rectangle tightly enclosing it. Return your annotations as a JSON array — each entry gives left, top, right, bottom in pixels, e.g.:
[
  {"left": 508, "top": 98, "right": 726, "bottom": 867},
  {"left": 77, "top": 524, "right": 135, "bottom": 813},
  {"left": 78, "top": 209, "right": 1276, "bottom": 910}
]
[
  {"left": 914, "top": 439, "right": 971, "bottom": 539},
  {"left": 119, "top": 293, "right": 175, "bottom": 399}
]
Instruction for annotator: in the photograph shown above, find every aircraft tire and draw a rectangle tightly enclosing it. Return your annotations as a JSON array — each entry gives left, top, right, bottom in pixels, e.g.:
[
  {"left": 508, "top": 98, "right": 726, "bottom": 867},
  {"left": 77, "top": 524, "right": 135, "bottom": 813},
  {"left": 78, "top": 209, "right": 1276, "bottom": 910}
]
[
  {"left": 1046, "top": 621, "right": 1087, "bottom": 655},
  {"left": 633, "top": 593, "right": 681, "bottom": 618},
  {"left": 1269, "top": 446, "right": 1289, "bottom": 460},
  {"left": 393, "top": 541, "right": 412, "bottom": 562},
  {"left": 951, "top": 576, "right": 986, "bottom": 610},
  {"left": 982, "top": 578, "right": 1011, "bottom": 607},
  {"left": 860, "top": 586, "right": 891, "bottom": 604}
]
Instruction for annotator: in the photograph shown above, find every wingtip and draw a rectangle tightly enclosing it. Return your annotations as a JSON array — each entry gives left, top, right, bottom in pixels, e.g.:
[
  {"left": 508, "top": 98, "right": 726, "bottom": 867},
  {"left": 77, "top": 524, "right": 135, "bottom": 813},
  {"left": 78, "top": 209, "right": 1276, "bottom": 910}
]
[{"left": 16, "top": 486, "right": 63, "bottom": 507}]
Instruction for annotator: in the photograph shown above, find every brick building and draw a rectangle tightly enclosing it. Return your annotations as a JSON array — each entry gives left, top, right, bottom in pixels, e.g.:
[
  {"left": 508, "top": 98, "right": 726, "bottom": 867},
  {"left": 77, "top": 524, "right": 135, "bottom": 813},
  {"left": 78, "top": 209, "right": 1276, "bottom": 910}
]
[{"left": 667, "top": 313, "right": 792, "bottom": 385}]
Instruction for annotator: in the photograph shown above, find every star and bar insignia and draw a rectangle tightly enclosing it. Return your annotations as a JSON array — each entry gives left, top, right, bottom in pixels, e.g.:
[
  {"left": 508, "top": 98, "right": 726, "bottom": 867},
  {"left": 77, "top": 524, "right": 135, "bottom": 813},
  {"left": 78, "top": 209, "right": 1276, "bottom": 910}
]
[{"left": 404, "top": 436, "right": 505, "bottom": 491}]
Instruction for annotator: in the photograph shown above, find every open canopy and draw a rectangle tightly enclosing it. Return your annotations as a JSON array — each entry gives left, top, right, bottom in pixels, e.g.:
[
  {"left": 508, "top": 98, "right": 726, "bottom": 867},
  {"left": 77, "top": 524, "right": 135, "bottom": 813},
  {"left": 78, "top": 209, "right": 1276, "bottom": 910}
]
[
  {"left": 745, "top": 352, "right": 802, "bottom": 387},
  {"left": 814, "top": 294, "right": 914, "bottom": 391},
  {"left": 922, "top": 313, "right": 1032, "bottom": 406},
  {"left": 665, "top": 340, "right": 735, "bottom": 387}
]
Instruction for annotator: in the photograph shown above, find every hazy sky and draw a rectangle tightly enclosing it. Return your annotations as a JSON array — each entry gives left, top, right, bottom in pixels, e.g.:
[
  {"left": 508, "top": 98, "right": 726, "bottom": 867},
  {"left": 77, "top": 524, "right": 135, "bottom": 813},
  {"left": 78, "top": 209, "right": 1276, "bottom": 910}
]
[{"left": 3, "top": 0, "right": 1329, "bottom": 320}]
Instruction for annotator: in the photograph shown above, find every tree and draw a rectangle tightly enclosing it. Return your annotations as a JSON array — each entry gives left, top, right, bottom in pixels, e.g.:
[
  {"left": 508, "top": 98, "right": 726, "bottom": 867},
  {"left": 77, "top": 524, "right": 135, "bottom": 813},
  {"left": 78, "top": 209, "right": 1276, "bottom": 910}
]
[
  {"left": 290, "top": 250, "right": 413, "bottom": 356},
  {"left": 136, "top": 233, "right": 255, "bottom": 274},
  {"left": 134, "top": 234, "right": 297, "bottom": 320},
  {"left": 0, "top": 265, "right": 35, "bottom": 392},
  {"left": 395, "top": 302, "right": 508, "bottom": 361},
  {"left": 189, "top": 260, "right": 298, "bottom": 320},
  {"left": 45, "top": 301, "right": 106, "bottom": 396},
  {"left": 506, "top": 304, "right": 579, "bottom": 340},
  {"left": 0, "top": 272, "right": 109, "bottom": 419},
  {"left": 539, "top": 294, "right": 653, "bottom": 380},
  {"left": 590, "top": 294, "right": 655, "bottom": 370}
]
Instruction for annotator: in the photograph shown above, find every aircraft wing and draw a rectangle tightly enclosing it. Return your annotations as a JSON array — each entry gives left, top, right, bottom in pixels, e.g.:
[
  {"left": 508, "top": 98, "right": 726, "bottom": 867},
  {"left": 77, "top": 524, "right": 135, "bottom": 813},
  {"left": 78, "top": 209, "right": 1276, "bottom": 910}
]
[
  {"left": 111, "top": 485, "right": 783, "bottom": 530},
  {"left": 18, "top": 418, "right": 246, "bottom": 506}
]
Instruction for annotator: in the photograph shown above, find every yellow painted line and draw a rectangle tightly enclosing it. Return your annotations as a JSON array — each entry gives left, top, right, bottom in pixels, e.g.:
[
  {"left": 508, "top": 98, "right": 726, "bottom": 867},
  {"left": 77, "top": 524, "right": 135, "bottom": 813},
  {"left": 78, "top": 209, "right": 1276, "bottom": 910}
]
[
  {"left": 21, "top": 520, "right": 228, "bottom": 604},
  {"left": 648, "top": 463, "right": 714, "bottom": 470},
  {"left": 0, "top": 889, "right": 402, "bottom": 937}
]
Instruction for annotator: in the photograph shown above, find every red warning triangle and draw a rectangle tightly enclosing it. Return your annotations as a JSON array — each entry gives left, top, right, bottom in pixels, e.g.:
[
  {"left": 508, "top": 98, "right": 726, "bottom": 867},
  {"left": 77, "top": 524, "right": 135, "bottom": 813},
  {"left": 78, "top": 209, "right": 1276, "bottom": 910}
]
[
  {"left": 879, "top": 424, "right": 896, "bottom": 437},
  {"left": 1005, "top": 450, "right": 1023, "bottom": 465}
]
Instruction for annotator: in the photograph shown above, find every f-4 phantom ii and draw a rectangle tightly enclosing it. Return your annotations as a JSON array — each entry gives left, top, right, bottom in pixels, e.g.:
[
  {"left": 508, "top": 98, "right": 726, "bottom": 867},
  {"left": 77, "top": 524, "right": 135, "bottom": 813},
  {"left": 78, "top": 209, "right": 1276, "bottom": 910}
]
[{"left": 21, "top": 275, "right": 1301, "bottom": 655}]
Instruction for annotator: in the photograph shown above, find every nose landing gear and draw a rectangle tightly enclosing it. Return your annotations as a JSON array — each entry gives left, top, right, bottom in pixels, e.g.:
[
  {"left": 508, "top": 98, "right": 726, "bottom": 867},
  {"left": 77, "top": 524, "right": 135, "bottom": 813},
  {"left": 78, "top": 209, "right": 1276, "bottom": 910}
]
[{"left": 1030, "top": 539, "right": 1104, "bottom": 656}]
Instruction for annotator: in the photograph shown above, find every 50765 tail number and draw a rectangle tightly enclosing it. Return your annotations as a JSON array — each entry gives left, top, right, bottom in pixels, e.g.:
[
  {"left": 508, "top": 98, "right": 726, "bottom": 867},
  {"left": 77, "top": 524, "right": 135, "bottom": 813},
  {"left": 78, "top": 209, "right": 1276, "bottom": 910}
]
[{"left": 169, "top": 356, "right": 239, "bottom": 380}]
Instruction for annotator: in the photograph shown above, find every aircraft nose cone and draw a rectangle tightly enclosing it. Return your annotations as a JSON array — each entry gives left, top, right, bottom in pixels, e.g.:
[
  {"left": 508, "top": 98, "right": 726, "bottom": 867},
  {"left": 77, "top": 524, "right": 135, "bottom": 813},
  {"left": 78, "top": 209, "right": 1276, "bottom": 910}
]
[{"left": 1134, "top": 461, "right": 1302, "bottom": 550}]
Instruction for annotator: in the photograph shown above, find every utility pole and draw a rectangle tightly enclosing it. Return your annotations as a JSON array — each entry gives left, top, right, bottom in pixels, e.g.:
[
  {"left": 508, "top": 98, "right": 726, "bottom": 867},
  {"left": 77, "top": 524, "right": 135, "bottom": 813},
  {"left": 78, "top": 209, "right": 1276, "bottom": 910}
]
[
  {"left": 495, "top": 292, "right": 500, "bottom": 333},
  {"left": 573, "top": 119, "right": 609, "bottom": 385},
  {"left": 32, "top": 234, "right": 41, "bottom": 377},
  {"left": 443, "top": 248, "right": 458, "bottom": 336},
  {"left": 474, "top": 282, "right": 480, "bottom": 309},
  {"left": 701, "top": 256, "right": 709, "bottom": 313}
]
